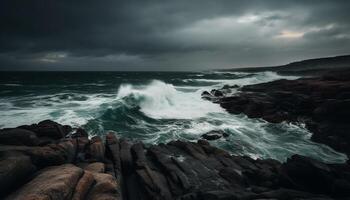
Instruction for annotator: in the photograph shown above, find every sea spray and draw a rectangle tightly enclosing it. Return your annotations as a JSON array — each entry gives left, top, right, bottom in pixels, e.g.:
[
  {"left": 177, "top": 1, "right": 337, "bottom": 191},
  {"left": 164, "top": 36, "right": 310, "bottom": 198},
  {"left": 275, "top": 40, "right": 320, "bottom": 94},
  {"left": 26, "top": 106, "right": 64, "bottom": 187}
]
[
  {"left": 0, "top": 71, "right": 347, "bottom": 163},
  {"left": 116, "top": 80, "right": 224, "bottom": 119}
]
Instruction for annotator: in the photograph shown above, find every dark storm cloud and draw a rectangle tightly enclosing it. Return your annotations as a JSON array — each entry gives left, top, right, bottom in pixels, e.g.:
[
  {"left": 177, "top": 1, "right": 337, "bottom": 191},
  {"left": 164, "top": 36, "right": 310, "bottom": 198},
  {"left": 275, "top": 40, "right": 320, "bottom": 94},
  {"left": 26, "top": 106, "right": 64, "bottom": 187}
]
[{"left": 1, "top": 0, "right": 350, "bottom": 70}]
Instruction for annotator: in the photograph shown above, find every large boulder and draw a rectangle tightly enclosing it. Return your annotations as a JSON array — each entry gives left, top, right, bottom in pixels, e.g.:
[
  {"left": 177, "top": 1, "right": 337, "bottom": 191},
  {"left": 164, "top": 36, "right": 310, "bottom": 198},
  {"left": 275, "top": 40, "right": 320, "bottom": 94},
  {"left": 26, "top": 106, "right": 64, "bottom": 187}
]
[
  {"left": 86, "top": 172, "right": 120, "bottom": 200},
  {"left": 0, "top": 152, "right": 36, "bottom": 198},
  {"left": 28, "top": 139, "right": 76, "bottom": 168},
  {"left": 280, "top": 155, "right": 350, "bottom": 197},
  {"left": 0, "top": 128, "right": 40, "bottom": 146},
  {"left": 72, "top": 171, "right": 95, "bottom": 200},
  {"left": 0, "top": 139, "right": 76, "bottom": 169},
  {"left": 18, "top": 120, "right": 71, "bottom": 140},
  {"left": 6, "top": 164, "right": 83, "bottom": 200}
]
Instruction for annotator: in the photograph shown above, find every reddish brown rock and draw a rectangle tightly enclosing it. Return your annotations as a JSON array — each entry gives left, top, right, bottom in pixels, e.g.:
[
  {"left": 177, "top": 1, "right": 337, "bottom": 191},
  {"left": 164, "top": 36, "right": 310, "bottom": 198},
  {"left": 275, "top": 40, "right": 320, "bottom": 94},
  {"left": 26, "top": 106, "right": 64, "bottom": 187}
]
[
  {"left": 0, "top": 152, "right": 36, "bottom": 198},
  {"left": 72, "top": 171, "right": 95, "bottom": 200},
  {"left": 105, "top": 133, "right": 121, "bottom": 172},
  {"left": 84, "top": 162, "right": 105, "bottom": 173},
  {"left": 18, "top": 120, "right": 71, "bottom": 140},
  {"left": 6, "top": 164, "right": 83, "bottom": 200},
  {"left": 0, "top": 128, "right": 40, "bottom": 146},
  {"left": 86, "top": 136, "right": 105, "bottom": 162},
  {"left": 87, "top": 172, "right": 120, "bottom": 200}
]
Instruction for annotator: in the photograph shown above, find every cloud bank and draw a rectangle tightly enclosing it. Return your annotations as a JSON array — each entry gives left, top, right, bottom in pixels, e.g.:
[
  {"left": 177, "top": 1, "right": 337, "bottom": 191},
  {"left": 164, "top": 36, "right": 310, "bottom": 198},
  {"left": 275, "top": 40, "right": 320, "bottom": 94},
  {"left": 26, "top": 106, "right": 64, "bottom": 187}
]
[{"left": 1, "top": 0, "right": 350, "bottom": 70}]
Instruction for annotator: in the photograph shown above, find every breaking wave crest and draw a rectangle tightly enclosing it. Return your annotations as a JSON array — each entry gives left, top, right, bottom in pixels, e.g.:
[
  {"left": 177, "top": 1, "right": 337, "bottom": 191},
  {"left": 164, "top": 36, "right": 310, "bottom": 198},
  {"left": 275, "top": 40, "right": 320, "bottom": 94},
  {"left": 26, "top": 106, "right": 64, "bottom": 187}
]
[
  {"left": 0, "top": 71, "right": 347, "bottom": 163},
  {"left": 116, "top": 80, "right": 224, "bottom": 119}
]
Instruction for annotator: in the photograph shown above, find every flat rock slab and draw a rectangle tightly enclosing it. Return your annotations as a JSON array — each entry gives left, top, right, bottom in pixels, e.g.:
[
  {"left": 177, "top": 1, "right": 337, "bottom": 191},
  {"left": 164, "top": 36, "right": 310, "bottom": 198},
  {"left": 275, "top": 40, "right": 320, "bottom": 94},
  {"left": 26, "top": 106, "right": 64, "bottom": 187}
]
[{"left": 84, "top": 162, "right": 105, "bottom": 173}]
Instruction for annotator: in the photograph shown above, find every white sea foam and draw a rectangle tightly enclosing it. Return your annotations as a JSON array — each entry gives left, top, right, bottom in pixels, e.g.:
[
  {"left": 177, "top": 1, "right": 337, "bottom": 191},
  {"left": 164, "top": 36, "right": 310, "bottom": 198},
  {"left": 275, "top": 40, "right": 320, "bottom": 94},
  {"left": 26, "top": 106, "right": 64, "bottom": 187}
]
[
  {"left": 117, "top": 80, "right": 225, "bottom": 119},
  {"left": 184, "top": 71, "right": 299, "bottom": 87},
  {"left": 2, "top": 83, "right": 23, "bottom": 87},
  {"left": 0, "top": 93, "right": 117, "bottom": 128},
  {"left": 0, "top": 71, "right": 347, "bottom": 163}
]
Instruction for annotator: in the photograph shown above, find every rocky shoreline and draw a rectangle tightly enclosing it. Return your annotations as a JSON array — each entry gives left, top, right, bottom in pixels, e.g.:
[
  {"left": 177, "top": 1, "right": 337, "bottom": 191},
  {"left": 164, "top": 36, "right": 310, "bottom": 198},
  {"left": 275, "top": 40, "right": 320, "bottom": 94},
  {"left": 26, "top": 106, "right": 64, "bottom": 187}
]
[
  {"left": 203, "top": 69, "right": 350, "bottom": 157},
  {"left": 1, "top": 120, "right": 350, "bottom": 200}
]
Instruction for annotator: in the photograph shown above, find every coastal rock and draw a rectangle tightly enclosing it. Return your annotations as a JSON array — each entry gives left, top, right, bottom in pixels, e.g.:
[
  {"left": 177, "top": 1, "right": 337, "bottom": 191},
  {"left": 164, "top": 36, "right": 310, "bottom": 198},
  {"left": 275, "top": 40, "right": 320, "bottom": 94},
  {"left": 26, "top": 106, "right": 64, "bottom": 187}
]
[
  {"left": 207, "top": 70, "right": 350, "bottom": 156},
  {"left": 72, "top": 171, "right": 95, "bottom": 200},
  {"left": 1, "top": 121, "right": 350, "bottom": 199},
  {"left": 222, "top": 84, "right": 239, "bottom": 89},
  {"left": 211, "top": 89, "right": 224, "bottom": 97},
  {"left": 86, "top": 136, "right": 105, "bottom": 162},
  {"left": 75, "top": 136, "right": 90, "bottom": 162},
  {"left": 73, "top": 128, "right": 89, "bottom": 138},
  {"left": 201, "top": 130, "right": 229, "bottom": 140},
  {"left": 84, "top": 162, "right": 105, "bottom": 173},
  {"left": 280, "top": 155, "right": 350, "bottom": 197},
  {"left": 87, "top": 172, "right": 120, "bottom": 200},
  {"left": 0, "top": 152, "right": 36, "bottom": 198},
  {"left": 18, "top": 120, "right": 71, "bottom": 140},
  {"left": 0, "top": 139, "right": 76, "bottom": 169},
  {"left": 105, "top": 133, "right": 122, "bottom": 172},
  {"left": 6, "top": 164, "right": 83, "bottom": 200},
  {"left": 0, "top": 128, "right": 40, "bottom": 146}
]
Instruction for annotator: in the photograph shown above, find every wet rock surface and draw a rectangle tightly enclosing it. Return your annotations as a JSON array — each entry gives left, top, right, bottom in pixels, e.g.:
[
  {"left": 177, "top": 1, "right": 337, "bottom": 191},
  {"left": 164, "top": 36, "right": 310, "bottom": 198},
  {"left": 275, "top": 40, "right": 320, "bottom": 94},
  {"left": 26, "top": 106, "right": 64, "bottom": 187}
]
[
  {"left": 1, "top": 120, "right": 350, "bottom": 199},
  {"left": 203, "top": 70, "right": 350, "bottom": 156},
  {"left": 201, "top": 130, "right": 229, "bottom": 140}
]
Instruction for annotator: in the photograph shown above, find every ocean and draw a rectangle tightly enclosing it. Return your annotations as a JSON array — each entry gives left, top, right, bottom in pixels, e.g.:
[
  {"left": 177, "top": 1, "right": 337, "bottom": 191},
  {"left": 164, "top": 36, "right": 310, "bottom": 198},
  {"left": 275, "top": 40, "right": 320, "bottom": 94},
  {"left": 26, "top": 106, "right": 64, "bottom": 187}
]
[{"left": 0, "top": 70, "right": 347, "bottom": 163}]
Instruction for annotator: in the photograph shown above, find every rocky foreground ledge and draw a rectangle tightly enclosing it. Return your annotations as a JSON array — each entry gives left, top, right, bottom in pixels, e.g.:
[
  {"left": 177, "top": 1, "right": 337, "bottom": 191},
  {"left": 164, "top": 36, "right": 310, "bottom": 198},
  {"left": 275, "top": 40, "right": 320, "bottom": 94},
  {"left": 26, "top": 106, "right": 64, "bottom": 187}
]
[
  {"left": 203, "top": 70, "right": 350, "bottom": 157},
  {"left": 1, "top": 120, "right": 350, "bottom": 200}
]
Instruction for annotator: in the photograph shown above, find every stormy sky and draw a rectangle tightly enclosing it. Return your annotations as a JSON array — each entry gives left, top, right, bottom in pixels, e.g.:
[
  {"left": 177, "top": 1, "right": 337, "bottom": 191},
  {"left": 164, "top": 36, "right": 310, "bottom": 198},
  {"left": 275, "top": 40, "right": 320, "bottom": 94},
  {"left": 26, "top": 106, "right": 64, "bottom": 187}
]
[{"left": 1, "top": 0, "right": 350, "bottom": 71}]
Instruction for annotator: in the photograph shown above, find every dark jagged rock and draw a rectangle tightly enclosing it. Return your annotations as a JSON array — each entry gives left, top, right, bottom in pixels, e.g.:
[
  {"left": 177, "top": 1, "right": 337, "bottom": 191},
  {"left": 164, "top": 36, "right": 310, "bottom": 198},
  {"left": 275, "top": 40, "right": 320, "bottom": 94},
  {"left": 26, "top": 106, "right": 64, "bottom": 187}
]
[
  {"left": 222, "top": 84, "right": 239, "bottom": 89},
  {"left": 0, "top": 138, "right": 76, "bottom": 169},
  {"left": 105, "top": 133, "right": 124, "bottom": 199},
  {"left": 1, "top": 121, "right": 350, "bottom": 199},
  {"left": 0, "top": 128, "right": 40, "bottom": 146},
  {"left": 280, "top": 155, "right": 350, "bottom": 197},
  {"left": 211, "top": 89, "right": 224, "bottom": 97},
  {"left": 18, "top": 119, "right": 71, "bottom": 140},
  {"left": 73, "top": 128, "right": 89, "bottom": 138},
  {"left": 204, "top": 70, "right": 350, "bottom": 156},
  {"left": 201, "top": 89, "right": 225, "bottom": 100},
  {"left": 201, "top": 130, "right": 229, "bottom": 140},
  {"left": 86, "top": 136, "right": 105, "bottom": 162},
  {"left": 0, "top": 152, "right": 36, "bottom": 198}
]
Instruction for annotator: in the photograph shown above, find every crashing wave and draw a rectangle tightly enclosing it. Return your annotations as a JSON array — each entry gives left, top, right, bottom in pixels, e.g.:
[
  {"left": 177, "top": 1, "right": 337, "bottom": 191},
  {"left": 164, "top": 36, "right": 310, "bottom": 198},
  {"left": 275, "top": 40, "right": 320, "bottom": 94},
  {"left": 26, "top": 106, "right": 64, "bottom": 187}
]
[{"left": 116, "top": 80, "right": 224, "bottom": 119}]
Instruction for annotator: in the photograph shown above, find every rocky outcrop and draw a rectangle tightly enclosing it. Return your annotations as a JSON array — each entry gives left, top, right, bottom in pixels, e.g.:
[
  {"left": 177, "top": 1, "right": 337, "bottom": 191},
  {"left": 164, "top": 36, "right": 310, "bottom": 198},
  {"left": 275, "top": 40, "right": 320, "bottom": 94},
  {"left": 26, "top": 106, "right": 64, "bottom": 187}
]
[
  {"left": 0, "top": 152, "right": 36, "bottom": 196},
  {"left": 18, "top": 119, "right": 72, "bottom": 140},
  {"left": 6, "top": 164, "right": 83, "bottom": 200},
  {"left": 0, "top": 128, "right": 40, "bottom": 146},
  {"left": 201, "top": 130, "right": 229, "bottom": 140},
  {"left": 72, "top": 171, "right": 95, "bottom": 200},
  {"left": 203, "top": 70, "right": 350, "bottom": 156},
  {"left": 1, "top": 120, "right": 350, "bottom": 199}
]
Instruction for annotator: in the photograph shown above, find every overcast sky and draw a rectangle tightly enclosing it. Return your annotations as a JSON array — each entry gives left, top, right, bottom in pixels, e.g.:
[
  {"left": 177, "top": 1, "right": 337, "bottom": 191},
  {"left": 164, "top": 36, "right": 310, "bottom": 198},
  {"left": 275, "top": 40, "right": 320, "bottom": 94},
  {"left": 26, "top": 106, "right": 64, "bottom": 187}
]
[{"left": 1, "top": 0, "right": 350, "bottom": 71}]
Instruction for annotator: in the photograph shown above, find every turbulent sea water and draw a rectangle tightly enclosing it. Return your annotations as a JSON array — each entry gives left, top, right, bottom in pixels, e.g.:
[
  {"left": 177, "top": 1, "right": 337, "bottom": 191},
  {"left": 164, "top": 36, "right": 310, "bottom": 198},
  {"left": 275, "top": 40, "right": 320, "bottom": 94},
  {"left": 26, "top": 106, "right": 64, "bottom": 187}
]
[{"left": 0, "top": 71, "right": 347, "bottom": 163}]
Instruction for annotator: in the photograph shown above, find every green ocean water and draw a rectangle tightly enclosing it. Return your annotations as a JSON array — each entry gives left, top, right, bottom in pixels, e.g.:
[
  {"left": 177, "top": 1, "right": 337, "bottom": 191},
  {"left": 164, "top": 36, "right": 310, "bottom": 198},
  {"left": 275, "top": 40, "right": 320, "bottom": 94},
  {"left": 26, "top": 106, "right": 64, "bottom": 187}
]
[{"left": 0, "top": 71, "right": 347, "bottom": 163}]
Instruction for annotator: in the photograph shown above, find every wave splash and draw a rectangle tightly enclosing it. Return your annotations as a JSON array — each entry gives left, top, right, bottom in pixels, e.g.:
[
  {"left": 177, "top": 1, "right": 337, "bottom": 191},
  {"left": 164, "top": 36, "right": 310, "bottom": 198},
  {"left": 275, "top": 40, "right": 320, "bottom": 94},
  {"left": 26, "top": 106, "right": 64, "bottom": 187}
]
[
  {"left": 0, "top": 71, "right": 347, "bottom": 163},
  {"left": 116, "top": 80, "right": 224, "bottom": 119}
]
